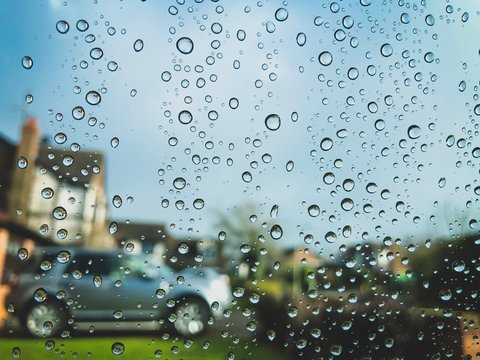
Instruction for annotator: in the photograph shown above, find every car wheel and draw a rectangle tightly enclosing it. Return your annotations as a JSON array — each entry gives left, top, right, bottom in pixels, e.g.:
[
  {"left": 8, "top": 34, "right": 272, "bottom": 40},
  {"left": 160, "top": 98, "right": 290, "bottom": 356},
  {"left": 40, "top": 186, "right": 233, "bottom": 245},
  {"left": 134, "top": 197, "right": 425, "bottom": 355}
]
[
  {"left": 173, "top": 298, "right": 210, "bottom": 337},
  {"left": 24, "top": 301, "right": 67, "bottom": 338}
]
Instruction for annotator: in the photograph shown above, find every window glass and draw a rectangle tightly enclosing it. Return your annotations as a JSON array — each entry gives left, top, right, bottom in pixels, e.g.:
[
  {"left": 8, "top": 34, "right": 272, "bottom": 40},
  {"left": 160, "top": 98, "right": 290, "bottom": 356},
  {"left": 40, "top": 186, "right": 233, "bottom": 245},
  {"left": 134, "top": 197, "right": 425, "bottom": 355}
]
[{"left": 0, "top": 0, "right": 479, "bottom": 358}]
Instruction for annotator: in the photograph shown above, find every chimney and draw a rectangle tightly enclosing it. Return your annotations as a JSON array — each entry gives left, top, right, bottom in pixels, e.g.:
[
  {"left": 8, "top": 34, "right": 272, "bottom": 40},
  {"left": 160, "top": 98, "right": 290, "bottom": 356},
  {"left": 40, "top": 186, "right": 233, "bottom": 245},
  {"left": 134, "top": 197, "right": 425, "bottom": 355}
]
[{"left": 8, "top": 117, "right": 41, "bottom": 224}]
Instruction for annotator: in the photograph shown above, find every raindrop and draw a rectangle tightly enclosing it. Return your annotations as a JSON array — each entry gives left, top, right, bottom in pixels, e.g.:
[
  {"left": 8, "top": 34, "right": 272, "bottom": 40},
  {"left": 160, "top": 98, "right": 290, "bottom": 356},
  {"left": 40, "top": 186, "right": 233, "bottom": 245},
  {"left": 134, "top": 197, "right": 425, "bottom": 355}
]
[
  {"left": 193, "top": 198, "right": 205, "bottom": 209},
  {"left": 458, "top": 81, "right": 466, "bottom": 92},
  {"left": 320, "top": 137, "right": 333, "bottom": 151},
  {"left": 34, "top": 288, "right": 47, "bottom": 302},
  {"left": 76, "top": 19, "right": 89, "bottom": 32},
  {"left": 161, "top": 71, "right": 172, "bottom": 82},
  {"left": 237, "top": 29, "right": 246, "bottom": 41},
  {"left": 270, "top": 205, "right": 279, "bottom": 218},
  {"left": 52, "top": 207, "right": 67, "bottom": 220},
  {"left": 125, "top": 243, "right": 135, "bottom": 252},
  {"left": 286, "top": 160, "right": 294, "bottom": 172},
  {"left": 425, "top": 14, "right": 435, "bottom": 26},
  {"left": 452, "top": 260, "right": 465, "bottom": 272},
  {"left": 308, "top": 205, "right": 320, "bottom": 217},
  {"left": 133, "top": 39, "right": 144, "bottom": 52},
  {"left": 107, "top": 61, "right": 118, "bottom": 72},
  {"left": 54, "top": 133, "right": 67, "bottom": 144},
  {"left": 265, "top": 114, "right": 281, "bottom": 131},
  {"left": 296, "top": 32, "right": 306, "bottom": 46},
  {"left": 85, "top": 91, "right": 101, "bottom": 105},
  {"left": 109, "top": 222, "right": 118, "bottom": 234},
  {"left": 17, "top": 157, "right": 28, "bottom": 169},
  {"left": 111, "top": 137, "right": 119, "bottom": 148},
  {"left": 400, "top": 13, "right": 410, "bottom": 24},
  {"left": 45, "top": 340, "right": 55, "bottom": 350},
  {"left": 173, "top": 177, "right": 186, "bottom": 190},
  {"left": 342, "top": 15, "right": 354, "bottom": 28},
  {"left": 56, "top": 250, "right": 71, "bottom": 263},
  {"left": 275, "top": 8, "right": 289, "bottom": 21},
  {"left": 407, "top": 125, "right": 421, "bottom": 139},
  {"left": 229, "top": 98, "right": 239, "bottom": 109},
  {"left": 325, "top": 231, "right": 337, "bottom": 243},
  {"left": 72, "top": 106, "right": 85, "bottom": 120},
  {"left": 323, "top": 172, "right": 335, "bottom": 185},
  {"left": 242, "top": 171, "right": 252, "bottom": 183},
  {"left": 21, "top": 56, "right": 33, "bottom": 69},
  {"left": 176, "top": 37, "right": 194, "bottom": 54},
  {"left": 111, "top": 342, "right": 125, "bottom": 356},
  {"left": 90, "top": 47, "right": 103, "bottom": 60},
  {"left": 265, "top": 21, "right": 276, "bottom": 33},
  {"left": 318, "top": 51, "right": 333, "bottom": 66},
  {"left": 56, "top": 20, "right": 69, "bottom": 34},
  {"left": 347, "top": 67, "right": 359, "bottom": 80},
  {"left": 380, "top": 43, "right": 393, "bottom": 57},
  {"left": 341, "top": 198, "right": 354, "bottom": 211},
  {"left": 93, "top": 275, "right": 102, "bottom": 287},
  {"left": 439, "top": 289, "right": 452, "bottom": 301},
  {"left": 270, "top": 224, "right": 283, "bottom": 240},
  {"left": 17, "top": 248, "right": 28, "bottom": 261},
  {"left": 178, "top": 110, "right": 193, "bottom": 124},
  {"left": 112, "top": 195, "right": 123, "bottom": 208},
  {"left": 472, "top": 147, "right": 480, "bottom": 158},
  {"left": 12, "top": 347, "right": 21, "bottom": 358}
]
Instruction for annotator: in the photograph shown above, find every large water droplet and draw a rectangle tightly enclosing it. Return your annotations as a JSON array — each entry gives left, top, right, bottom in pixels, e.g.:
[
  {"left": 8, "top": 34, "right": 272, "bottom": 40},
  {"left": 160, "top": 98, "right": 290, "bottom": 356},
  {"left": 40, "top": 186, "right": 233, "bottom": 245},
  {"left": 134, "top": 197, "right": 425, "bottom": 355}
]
[
  {"left": 176, "top": 37, "right": 194, "bottom": 54},
  {"left": 17, "top": 248, "right": 28, "bottom": 261},
  {"left": 76, "top": 19, "right": 89, "bottom": 32},
  {"left": 93, "top": 275, "right": 102, "bottom": 287},
  {"left": 173, "top": 177, "right": 186, "bottom": 190},
  {"left": 56, "top": 20, "right": 69, "bottom": 34},
  {"left": 270, "top": 224, "right": 283, "bottom": 240},
  {"left": 308, "top": 205, "right": 320, "bottom": 217},
  {"left": 90, "top": 47, "right": 103, "bottom": 60},
  {"left": 320, "top": 137, "right": 333, "bottom": 151},
  {"left": 242, "top": 171, "right": 252, "bottom": 183},
  {"left": 111, "top": 342, "right": 125, "bottom": 355},
  {"left": 178, "top": 110, "right": 193, "bottom": 124},
  {"left": 380, "top": 43, "right": 393, "bottom": 57},
  {"left": 72, "top": 106, "right": 85, "bottom": 120},
  {"left": 296, "top": 32, "right": 306, "bottom": 46},
  {"left": 112, "top": 195, "right": 123, "bottom": 208},
  {"left": 275, "top": 8, "right": 289, "bottom": 21},
  {"left": 22, "top": 56, "right": 33, "bottom": 69},
  {"left": 56, "top": 250, "right": 71, "bottom": 263},
  {"left": 265, "top": 114, "right": 281, "bottom": 131},
  {"left": 425, "top": 14, "right": 435, "bottom": 26},
  {"left": 318, "top": 51, "right": 333, "bottom": 66},
  {"left": 17, "top": 156, "right": 28, "bottom": 169},
  {"left": 52, "top": 206, "right": 67, "bottom": 220},
  {"left": 85, "top": 91, "right": 101, "bottom": 105},
  {"left": 407, "top": 125, "right": 421, "bottom": 139},
  {"left": 34, "top": 288, "right": 47, "bottom": 302}
]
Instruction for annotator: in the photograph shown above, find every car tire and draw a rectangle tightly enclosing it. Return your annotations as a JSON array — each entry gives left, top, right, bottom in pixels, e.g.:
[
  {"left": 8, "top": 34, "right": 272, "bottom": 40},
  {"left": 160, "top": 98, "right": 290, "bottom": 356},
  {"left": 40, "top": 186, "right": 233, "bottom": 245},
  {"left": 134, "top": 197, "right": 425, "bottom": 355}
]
[
  {"left": 173, "top": 297, "right": 210, "bottom": 337},
  {"left": 24, "top": 301, "right": 68, "bottom": 338}
]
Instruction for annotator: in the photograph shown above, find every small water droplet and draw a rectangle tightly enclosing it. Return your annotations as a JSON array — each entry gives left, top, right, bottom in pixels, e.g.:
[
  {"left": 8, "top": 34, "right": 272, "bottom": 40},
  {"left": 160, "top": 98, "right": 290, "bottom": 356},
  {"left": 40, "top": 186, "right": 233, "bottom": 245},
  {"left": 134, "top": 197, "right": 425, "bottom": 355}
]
[
  {"left": 407, "top": 125, "right": 421, "bottom": 139},
  {"left": 90, "top": 47, "right": 103, "bottom": 60},
  {"left": 242, "top": 171, "right": 252, "bottom": 183},
  {"left": 425, "top": 14, "right": 435, "bottom": 26},
  {"left": 296, "top": 32, "right": 306, "bottom": 46},
  {"left": 93, "top": 275, "right": 102, "bottom": 287},
  {"left": 308, "top": 205, "right": 320, "bottom": 217},
  {"left": 17, "top": 156, "right": 28, "bottom": 169},
  {"left": 34, "top": 288, "right": 47, "bottom": 302},
  {"left": 133, "top": 39, "right": 144, "bottom": 52},
  {"left": 173, "top": 177, "right": 186, "bottom": 190},
  {"left": 193, "top": 198, "right": 205, "bottom": 209},
  {"left": 56, "top": 250, "right": 71, "bottom": 263},
  {"left": 320, "top": 137, "right": 333, "bottom": 151},
  {"left": 17, "top": 248, "right": 28, "bottom": 261},
  {"left": 111, "top": 137, "right": 119, "bottom": 148},
  {"left": 72, "top": 106, "right": 85, "bottom": 120},
  {"left": 178, "top": 110, "right": 193, "bottom": 124}
]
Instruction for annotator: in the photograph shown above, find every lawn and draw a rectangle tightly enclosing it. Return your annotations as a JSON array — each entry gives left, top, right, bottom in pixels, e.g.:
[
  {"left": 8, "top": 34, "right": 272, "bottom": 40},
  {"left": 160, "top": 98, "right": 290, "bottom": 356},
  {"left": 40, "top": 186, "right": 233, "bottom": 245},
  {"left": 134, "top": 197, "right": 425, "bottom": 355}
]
[{"left": 0, "top": 336, "right": 284, "bottom": 360}]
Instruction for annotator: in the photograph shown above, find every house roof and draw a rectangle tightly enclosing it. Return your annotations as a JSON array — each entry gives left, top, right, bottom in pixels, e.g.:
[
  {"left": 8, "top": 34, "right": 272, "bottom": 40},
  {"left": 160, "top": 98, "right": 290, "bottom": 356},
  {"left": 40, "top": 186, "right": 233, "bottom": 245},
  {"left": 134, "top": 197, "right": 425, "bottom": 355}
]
[
  {"left": 0, "top": 215, "right": 53, "bottom": 246},
  {"left": 37, "top": 146, "right": 104, "bottom": 186}
]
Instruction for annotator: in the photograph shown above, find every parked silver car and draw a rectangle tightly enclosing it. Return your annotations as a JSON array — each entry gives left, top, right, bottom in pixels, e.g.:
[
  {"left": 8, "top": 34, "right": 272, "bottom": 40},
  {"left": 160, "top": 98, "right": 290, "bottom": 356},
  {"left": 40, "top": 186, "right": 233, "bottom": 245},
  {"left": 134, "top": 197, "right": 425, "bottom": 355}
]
[{"left": 5, "top": 247, "right": 232, "bottom": 338}]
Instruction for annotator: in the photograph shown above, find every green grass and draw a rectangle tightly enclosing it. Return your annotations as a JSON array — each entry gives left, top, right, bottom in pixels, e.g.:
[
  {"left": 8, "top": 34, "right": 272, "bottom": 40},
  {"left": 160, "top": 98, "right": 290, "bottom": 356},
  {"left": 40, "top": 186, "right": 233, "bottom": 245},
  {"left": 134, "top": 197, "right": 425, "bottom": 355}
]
[{"left": 0, "top": 336, "right": 284, "bottom": 360}]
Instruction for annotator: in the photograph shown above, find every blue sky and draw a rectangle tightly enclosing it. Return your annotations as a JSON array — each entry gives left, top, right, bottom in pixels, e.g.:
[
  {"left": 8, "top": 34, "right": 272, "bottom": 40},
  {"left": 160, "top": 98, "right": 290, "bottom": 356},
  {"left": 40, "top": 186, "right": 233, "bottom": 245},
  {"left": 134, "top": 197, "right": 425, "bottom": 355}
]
[{"left": 0, "top": 0, "right": 479, "bottom": 253}]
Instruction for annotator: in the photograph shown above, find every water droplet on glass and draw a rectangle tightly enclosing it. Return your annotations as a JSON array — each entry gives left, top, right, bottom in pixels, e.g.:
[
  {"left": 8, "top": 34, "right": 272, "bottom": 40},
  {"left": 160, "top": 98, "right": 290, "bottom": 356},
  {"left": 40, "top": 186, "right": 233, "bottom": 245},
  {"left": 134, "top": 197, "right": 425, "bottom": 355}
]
[
  {"left": 265, "top": 114, "right": 281, "bottom": 131},
  {"left": 54, "top": 132, "right": 67, "bottom": 144},
  {"left": 439, "top": 289, "right": 452, "bottom": 301},
  {"left": 193, "top": 198, "right": 205, "bottom": 210},
  {"left": 308, "top": 205, "right": 320, "bottom": 217},
  {"left": 112, "top": 195, "right": 123, "bottom": 208},
  {"left": 72, "top": 106, "right": 85, "bottom": 120},
  {"left": 407, "top": 125, "right": 421, "bottom": 139},
  {"left": 111, "top": 137, "right": 119, "bottom": 148},
  {"left": 133, "top": 39, "right": 144, "bottom": 52},
  {"left": 341, "top": 198, "right": 354, "bottom": 211},
  {"left": 21, "top": 56, "right": 33, "bottom": 69},
  {"left": 330, "top": 344, "right": 342, "bottom": 356},
  {"left": 25, "top": 94, "right": 34, "bottom": 103},
  {"left": 438, "top": 177, "right": 446, "bottom": 188},
  {"left": 425, "top": 14, "right": 435, "bottom": 26},
  {"left": 76, "top": 19, "right": 89, "bottom": 32},
  {"left": 458, "top": 81, "right": 466, "bottom": 92},
  {"left": 286, "top": 160, "right": 294, "bottom": 172},
  {"left": 12, "top": 347, "right": 21, "bottom": 358},
  {"left": 34, "top": 288, "right": 47, "bottom": 302},
  {"left": 56, "top": 20, "right": 69, "bottom": 34},
  {"left": 109, "top": 222, "right": 118, "bottom": 234},
  {"left": 270, "top": 224, "right": 283, "bottom": 240},
  {"left": 318, "top": 51, "right": 333, "bottom": 66},
  {"left": 107, "top": 61, "right": 118, "bottom": 72},
  {"left": 380, "top": 43, "right": 393, "bottom": 57},
  {"left": 17, "top": 156, "right": 28, "bottom": 169},
  {"left": 400, "top": 13, "right": 410, "bottom": 24},
  {"left": 178, "top": 110, "right": 193, "bottom": 124},
  {"left": 472, "top": 147, "right": 480, "bottom": 158},
  {"left": 242, "top": 171, "right": 252, "bottom": 183},
  {"left": 56, "top": 250, "right": 71, "bottom": 263},
  {"left": 173, "top": 177, "right": 186, "bottom": 190},
  {"left": 320, "top": 137, "right": 333, "bottom": 151},
  {"left": 85, "top": 91, "right": 101, "bottom": 105},
  {"left": 52, "top": 206, "right": 67, "bottom": 220},
  {"left": 90, "top": 47, "right": 103, "bottom": 60},
  {"left": 45, "top": 340, "right": 55, "bottom": 350},
  {"left": 176, "top": 37, "right": 194, "bottom": 54},
  {"left": 111, "top": 342, "right": 125, "bottom": 355},
  {"left": 93, "top": 275, "right": 102, "bottom": 287},
  {"left": 17, "top": 248, "right": 28, "bottom": 261},
  {"left": 265, "top": 21, "right": 276, "bottom": 33},
  {"left": 275, "top": 7, "right": 289, "bottom": 21},
  {"left": 296, "top": 32, "right": 306, "bottom": 46}
]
